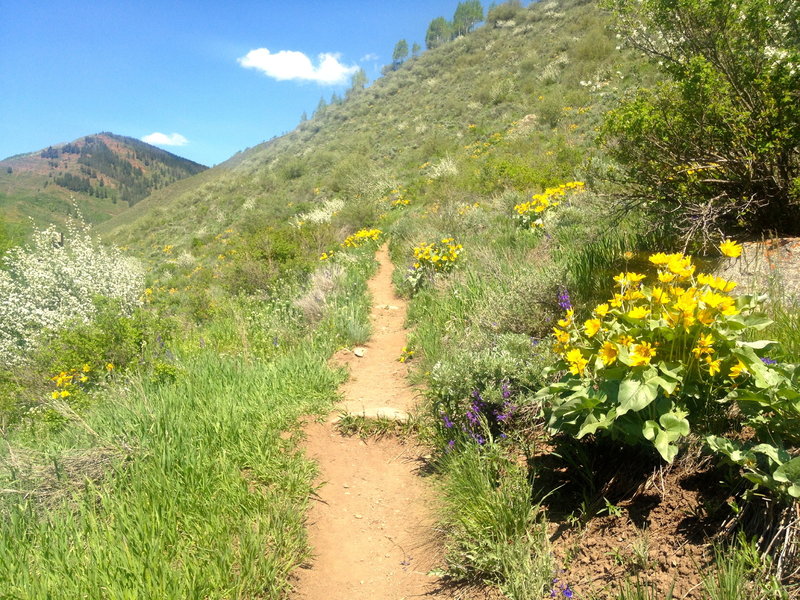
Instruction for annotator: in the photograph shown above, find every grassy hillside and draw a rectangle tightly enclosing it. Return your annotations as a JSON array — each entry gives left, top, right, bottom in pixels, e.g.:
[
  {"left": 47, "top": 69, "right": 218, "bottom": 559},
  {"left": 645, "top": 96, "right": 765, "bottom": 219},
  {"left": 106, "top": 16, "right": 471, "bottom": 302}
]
[
  {"left": 0, "top": 132, "right": 207, "bottom": 240},
  {"left": 2, "top": 0, "right": 798, "bottom": 598}
]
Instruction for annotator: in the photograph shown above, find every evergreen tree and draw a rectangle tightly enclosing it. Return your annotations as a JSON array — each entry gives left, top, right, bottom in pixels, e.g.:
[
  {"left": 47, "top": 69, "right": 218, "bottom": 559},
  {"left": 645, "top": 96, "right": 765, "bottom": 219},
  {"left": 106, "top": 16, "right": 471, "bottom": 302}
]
[
  {"left": 453, "top": 0, "right": 484, "bottom": 37},
  {"left": 411, "top": 42, "right": 421, "bottom": 58},
  {"left": 392, "top": 39, "right": 409, "bottom": 68},
  {"left": 425, "top": 17, "right": 452, "bottom": 49},
  {"left": 348, "top": 68, "right": 368, "bottom": 95}
]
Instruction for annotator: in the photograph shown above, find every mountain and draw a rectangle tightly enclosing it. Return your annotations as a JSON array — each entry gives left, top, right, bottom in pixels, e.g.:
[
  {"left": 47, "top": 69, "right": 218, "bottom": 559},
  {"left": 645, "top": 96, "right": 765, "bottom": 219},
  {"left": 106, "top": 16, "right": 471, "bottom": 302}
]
[{"left": 0, "top": 133, "right": 207, "bottom": 243}]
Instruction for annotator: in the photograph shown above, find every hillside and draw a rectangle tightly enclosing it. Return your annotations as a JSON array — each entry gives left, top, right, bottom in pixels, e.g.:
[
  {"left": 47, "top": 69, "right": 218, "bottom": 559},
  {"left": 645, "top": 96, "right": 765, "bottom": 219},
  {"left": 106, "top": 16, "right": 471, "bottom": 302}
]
[
  {"left": 2, "top": 0, "right": 798, "bottom": 598},
  {"left": 100, "top": 0, "right": 642, "bottom": 259},
  {"left": 0, "top": 132, "right": 207, "bottom": 242}
]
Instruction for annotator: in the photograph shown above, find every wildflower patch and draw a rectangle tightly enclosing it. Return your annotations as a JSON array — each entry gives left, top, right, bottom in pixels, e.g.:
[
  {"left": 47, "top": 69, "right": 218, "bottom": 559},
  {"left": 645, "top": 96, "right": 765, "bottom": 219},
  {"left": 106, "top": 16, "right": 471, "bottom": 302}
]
[
  {"left": 538, "top": 242, "right": 800, "bottom": 499},
  {"left": 513, "top": 181, "right": 584, "bottom": 228}
]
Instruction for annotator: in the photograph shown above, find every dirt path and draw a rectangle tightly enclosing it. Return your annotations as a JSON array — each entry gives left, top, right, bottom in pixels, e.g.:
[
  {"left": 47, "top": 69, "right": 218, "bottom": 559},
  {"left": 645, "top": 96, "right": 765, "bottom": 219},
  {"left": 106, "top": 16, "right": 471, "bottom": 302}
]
[{"left": 292, "top": 245, "right": 455, "bottom": 600}]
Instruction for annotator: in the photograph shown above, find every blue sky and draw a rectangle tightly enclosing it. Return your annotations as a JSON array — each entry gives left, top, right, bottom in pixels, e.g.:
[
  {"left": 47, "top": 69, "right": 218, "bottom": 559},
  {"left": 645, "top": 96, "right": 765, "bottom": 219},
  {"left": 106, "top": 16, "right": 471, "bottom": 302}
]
[{"left": 1, "top": 1, "right": 469, "bottom": 166}]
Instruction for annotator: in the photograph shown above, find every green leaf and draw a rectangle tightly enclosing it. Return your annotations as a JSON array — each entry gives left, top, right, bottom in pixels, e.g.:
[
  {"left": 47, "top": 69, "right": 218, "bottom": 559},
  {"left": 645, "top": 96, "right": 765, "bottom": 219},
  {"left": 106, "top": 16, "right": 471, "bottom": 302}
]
[
  {"left": 659, "top": 411, "right": 690, "bottom": 436},
  {"left": 773, "top": 457, "right": 800, "bottom": 485},
  {"left": 737, "top": 339, "right": 777, "bottom": 350},
  {"left": 617, "top": 376, "right": 658, "bottom": 415}
]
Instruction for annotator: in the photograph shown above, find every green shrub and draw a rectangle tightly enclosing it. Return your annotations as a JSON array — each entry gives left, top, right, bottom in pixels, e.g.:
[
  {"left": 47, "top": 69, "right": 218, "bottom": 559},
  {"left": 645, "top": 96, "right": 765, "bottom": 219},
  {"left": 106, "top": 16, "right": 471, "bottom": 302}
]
[{"left": 602, "top": 0, "right": 800, "bottom": 240}]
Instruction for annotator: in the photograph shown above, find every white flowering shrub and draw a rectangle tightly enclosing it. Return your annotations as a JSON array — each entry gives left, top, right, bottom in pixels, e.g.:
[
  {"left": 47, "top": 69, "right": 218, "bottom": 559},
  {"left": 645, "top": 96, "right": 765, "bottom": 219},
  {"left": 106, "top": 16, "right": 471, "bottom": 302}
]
[
  {"left": 291, "top": 198, "right": 344, "bottom": 227},
  {"left": 0, "top": 221, "right": 144, "bottom": 364}
]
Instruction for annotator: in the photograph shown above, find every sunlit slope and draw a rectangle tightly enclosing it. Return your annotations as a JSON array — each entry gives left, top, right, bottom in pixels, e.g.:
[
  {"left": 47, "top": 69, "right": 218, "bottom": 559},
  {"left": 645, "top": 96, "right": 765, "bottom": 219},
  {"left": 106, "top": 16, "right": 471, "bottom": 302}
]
[{"left": 101, "top": 0, "right": 644, "bottom": 259}]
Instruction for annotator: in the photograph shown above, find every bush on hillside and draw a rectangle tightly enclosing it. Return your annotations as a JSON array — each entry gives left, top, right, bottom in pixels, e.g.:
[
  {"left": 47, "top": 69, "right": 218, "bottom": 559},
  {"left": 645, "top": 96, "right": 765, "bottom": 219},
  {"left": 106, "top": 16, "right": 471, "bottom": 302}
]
[
  {"left": 601, "top": 0, "right": 800, "bottom": 242},
  {"left": 0, "top": 221, "right": 143, "bottom": 364}
]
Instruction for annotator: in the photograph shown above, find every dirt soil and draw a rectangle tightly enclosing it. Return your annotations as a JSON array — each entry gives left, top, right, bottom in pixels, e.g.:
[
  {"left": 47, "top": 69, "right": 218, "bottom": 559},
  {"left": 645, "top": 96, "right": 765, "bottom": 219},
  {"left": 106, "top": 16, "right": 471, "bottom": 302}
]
[{"left": 292, "top": 245, "right": 485, "bottom": 600}]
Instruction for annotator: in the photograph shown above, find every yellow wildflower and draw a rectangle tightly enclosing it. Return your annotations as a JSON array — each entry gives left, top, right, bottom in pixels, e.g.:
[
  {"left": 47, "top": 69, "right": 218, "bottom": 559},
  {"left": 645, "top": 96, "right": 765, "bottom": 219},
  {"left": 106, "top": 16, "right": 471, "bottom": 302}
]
[
  {"left": 557, "top": 309, "right": 574, "bottom": 328},
  {"left": 594, "top": 303, "right": 610, "bottom": 317},
  {"left": 599, "top": 341, "right": 618, "bottom": 366},
  {"left": 729, "top": 360, "right": 748, "bottom": 378},
  {"left": 553, "top": 328, "right": 571, "bottom": 344},
  {"left": 631, "top": 341, "right": 656, "bottom": 366},
  {"left": 106, "top": 363, "right": 114, "bottom": 372},
  {"left": 649, "top": 252, "right": 670, "bottom": 265},
  {"left": 618, "top": 335, "right": 635, "bottom": 346},
  {"left": 719, "top": 239, "right": 743, "bottom": 258},
  {"left": 628, "top": 306, "right": 650, "bottom": 319},
  {"left": 566, "top": 348, "right": 588, "bottom": 375},
  {"left": 584, "top": 319, "right": 602, "bottom": 337},
  {"left": 705, "top": 356, "right": 722, "bottom": 376}
]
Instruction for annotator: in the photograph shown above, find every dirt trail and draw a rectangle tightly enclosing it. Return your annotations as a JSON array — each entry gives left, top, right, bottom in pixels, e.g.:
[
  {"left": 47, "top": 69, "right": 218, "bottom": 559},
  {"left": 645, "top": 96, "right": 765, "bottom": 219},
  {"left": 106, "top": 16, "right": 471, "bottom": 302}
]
[{"left": 292, "top": 245, "right": 455, "bottom": 600}]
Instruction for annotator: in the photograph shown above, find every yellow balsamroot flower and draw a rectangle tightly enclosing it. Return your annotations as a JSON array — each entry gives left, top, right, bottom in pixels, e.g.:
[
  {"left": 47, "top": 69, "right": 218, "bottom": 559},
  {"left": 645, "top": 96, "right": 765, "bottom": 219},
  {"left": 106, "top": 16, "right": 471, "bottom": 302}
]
[
  {"left": 566, "top": 348, "right": 588, "bottom": 375},
  {"left": 59, "top": 390, "right": 70, "bottom": 398},
  {"left": 628, "top": 306, "right": 650, "bottom": 319},
  {"left": 658, "top": 271, "right": 676, "bottom": 283},
  {"left": 649, "top": 252, "right": 670, "bottom": 265},
  {"left": 651, "top": 287, "right": 670, "bottom": 304},
  {"left": 610, "top": 293, "right": 624, "bottom": 308},
  {"left": 705, "top": 356, "right": 722, "bottom": 376},
  {"left": 630, "top": 341, "right": 656, "bottom": 366},
  {"left": 613, "top": 272, "right": 646, "bottom": 287},
  {"left": 729, "top": 360, "right": 748, "bottom": 378},
  {"left": 584, "top": 318, "right": 602, "bottom": 337},
  {"left": 697, "top": 309, "right": 715, "bottom": 325},
  {"left": 667, "top": 254, "right": 695, "bottom": 279},
  {"left": 599, "top": 341, "right": 618, "bottom": 366},
  {"left": 698, "top": 273, "right": 738, "bottom": 292},
  {"left": 82, "top": 364, "right": 91, "bottom": 372},
  {"left": 618, "top": 335, "right": 635, "bottom": 347},
  {"left": 557, "top": 309, "right": 574, "bottom": 328},
  {"left": 691, "top": 333, "right": 715, "bottom": 358},
  {"left": 553, "top": 328, "right": 571, "bottom": 344},
  {"left": 594, "top": 303, "right": 610, "bottom": 317},
  {"left": 719, "top": 239, "right": 743, "bottom": 258},
  {"left": 50, "top": 391, "right": 59, "bottom": 400}
]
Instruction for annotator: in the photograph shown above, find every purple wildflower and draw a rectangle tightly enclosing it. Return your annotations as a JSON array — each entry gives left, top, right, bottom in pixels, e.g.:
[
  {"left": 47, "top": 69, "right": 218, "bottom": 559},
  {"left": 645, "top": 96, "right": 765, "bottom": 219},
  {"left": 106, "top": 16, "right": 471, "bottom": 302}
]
[
  {"left": 442, "top": 414, "right": 454, "bottom": 428},
  {"left": 501, "top": 380, "right": 511, "bottom": 399},
  {"left": 563, "top": 587, "right": 573, "bottom": 598},
  {"left": 558, "top": 288, "right": 572, "bottom": 310},
  {"left": 761, "top": 357, "right": 777, "bottom": 365}
]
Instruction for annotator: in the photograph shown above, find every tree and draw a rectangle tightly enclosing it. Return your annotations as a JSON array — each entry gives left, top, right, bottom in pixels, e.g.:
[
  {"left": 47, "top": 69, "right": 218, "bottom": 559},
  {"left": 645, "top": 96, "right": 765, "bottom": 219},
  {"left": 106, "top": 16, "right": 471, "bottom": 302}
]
[
  {"left": 601, "top": 0, "right": 800, "bottom": 241},
  {"left": 349, "top": 67, "right": 368, "bottom": 94},
  {"left": 314, "top": 96, "right": 327, "bottom": 117},
  {"left": 425, "top": 17, "right": 452, "bottom": 49},
  {"left": 452, "top": 0, "right": 484, "bottom": 37},
  {"left": 411, "top": 42, "right": 421, "bottom": 58},
  {"left": 392, "top": 39, "right": 409, "bottom": 68}
]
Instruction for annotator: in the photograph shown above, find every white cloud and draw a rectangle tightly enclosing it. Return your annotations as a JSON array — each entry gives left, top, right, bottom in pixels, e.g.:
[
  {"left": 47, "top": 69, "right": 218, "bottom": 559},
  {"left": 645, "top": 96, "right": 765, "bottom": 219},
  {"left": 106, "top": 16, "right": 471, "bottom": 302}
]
[
  {"left": 238, "top": 48, "right": 358, "bottom": 85},
  {"left": 141, "top": 132, "right": 188, "bottom": 146},
  {"left": 360, "top": 53, "right": 379, "bottom": 62}
]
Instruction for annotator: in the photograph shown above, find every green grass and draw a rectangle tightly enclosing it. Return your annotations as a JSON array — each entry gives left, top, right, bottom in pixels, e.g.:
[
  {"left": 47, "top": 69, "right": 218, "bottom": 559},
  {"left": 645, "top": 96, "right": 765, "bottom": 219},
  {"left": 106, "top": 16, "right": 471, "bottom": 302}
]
[
  {"left": 438, "top": 442, "right": 553, "bottom": 600},
  {"left": 0, "top": 247, "right": 378, "bottom": 598},
  {"left": 0, "top": 348, "right": 342, "bottom": 599}
]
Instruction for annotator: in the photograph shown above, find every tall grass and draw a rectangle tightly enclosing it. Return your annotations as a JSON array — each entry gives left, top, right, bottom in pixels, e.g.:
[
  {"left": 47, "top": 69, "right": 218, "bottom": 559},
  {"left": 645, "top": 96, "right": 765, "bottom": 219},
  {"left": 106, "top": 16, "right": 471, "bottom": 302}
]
[
  {"left": 0, "top": 349, "right": 342, "bottom": 598},
  {"left": 438, "top": 443, "right": 553, "bottom": 600}
]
